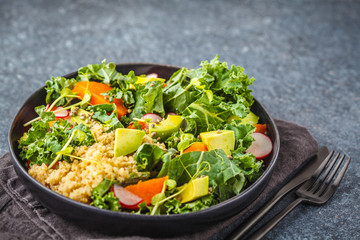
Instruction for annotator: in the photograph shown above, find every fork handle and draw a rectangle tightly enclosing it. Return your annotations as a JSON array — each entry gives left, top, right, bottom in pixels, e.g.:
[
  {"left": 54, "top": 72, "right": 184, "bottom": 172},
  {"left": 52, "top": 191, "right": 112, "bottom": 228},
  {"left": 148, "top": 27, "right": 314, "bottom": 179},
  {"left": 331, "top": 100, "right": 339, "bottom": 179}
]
[
  {"left": 228, "top": 191, "right": 293, "bottom": 239},
  {"left": 246, "top": 198, "right": 303, "bottom": 240}
]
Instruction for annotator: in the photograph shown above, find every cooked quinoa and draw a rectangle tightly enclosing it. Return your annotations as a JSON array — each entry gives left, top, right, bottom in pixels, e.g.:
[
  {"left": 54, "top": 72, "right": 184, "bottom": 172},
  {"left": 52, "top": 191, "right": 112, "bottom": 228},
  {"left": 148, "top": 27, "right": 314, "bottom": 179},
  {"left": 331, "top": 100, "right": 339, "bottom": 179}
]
[{"left": 28, "top": 123, "right": 165, "bottom": 203}]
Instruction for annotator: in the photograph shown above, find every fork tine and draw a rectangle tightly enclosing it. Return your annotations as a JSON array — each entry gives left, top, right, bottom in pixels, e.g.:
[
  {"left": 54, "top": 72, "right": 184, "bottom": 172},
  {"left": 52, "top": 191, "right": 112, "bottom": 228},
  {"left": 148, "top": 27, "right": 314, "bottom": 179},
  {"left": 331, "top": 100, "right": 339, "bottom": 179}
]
[
  {"left": 321, "top": 154, "right": 351, "bottom": 200},
  {"left": 299, "top": 151, "right": 334, "bottom": 191},
  {"left": 332, "top": 154, "right": 351, "bottom": 187},
  {"left": 307, "top": 152, "right": 340, "bottom": 193},
  {"left": 311, "top": 150, "right": 334, "bottom": 178},
  {"left": 315, "top": 154, "right": 345, "bottom": 196}
]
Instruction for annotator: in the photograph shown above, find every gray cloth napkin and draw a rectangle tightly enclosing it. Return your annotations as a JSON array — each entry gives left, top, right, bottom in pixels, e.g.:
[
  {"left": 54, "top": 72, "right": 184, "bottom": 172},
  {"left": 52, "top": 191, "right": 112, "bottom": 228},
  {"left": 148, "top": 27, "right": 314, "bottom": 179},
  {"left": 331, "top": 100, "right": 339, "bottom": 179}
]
[{"left": 0, "top": 119, "right": 318, "bottom": 240}]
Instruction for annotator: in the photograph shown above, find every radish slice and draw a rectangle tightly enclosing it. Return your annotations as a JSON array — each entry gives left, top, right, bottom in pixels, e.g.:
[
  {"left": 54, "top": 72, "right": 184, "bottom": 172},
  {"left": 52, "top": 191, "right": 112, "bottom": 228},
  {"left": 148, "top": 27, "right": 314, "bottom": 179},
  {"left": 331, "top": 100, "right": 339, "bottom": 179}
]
[
  {"left": 146, "top": 73, "right": 158, "bottom": 78},
  {"left": 112, "top": 184, "right": 143, "bottom": 207},
  {"left": 53, "top": 107, "right": 69, "bottom": 118},
  {"left": 45, "top": 104, "right": 51, "bottom": 112},
  {"left": 245, "top": 132, "right": 273, "bottom": 159},
  {"left": 62, "top": 115, "right": 73, "bottom": 125},
  {"left": 45, "top": 104, "right": 56, "bottom": 112},
  {"left": 141, "top": 113, "right": 163, "bottom": 122},
  {"left": 45, "top": 104, "right": 69, "bottom": 118},
  {"left": 166, "top": 112, "right": 177, "bottom": 116}
]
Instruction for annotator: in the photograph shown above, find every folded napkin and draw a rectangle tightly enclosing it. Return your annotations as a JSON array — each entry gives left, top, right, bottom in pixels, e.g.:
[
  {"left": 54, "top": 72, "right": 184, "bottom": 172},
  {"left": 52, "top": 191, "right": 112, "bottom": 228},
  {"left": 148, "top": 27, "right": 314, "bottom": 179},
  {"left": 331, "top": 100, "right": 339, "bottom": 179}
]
[{"left": 0, "top": 119, "right": 318, "bottom": 240}]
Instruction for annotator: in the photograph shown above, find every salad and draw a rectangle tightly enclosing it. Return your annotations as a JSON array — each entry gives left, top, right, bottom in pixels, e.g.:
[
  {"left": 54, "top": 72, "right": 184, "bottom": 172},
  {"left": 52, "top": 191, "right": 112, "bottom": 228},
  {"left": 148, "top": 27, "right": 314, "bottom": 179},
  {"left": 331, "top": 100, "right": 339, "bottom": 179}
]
[{"left": 18, "top": 56, "right": 273, "bottom": 215}]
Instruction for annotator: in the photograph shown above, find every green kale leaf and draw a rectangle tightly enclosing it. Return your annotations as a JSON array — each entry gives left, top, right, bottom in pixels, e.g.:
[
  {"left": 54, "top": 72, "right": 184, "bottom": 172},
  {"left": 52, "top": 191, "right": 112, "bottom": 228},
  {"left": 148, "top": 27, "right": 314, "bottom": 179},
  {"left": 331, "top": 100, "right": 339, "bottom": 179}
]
[
  {"left": 71, "top": 124, "right": 96, "bottom": 146},
  {"left": 167, "top": 149, "right": 246, "bottom": 201},
  {"left": 90, "top": 179, "right": 121, "bottom": 211},
  {"left": 163, "top": 194, "right": 218, "bottom": 214},
  {"left": 77, "top": 59, "right": 122, "bottom": 84},
  {"left": 102, "top": 71, "right": 137, "bottom": 108},
  {"left": 163, "top": 68, "right": 201, "bottom": 114},
  {"left": 45, "top": 77, "right": 78, "bottom": 106},
  {"left": 130, "top": 80, "right": 166, "bottom": 119},
  {"left": 156, "top": 148, "right": 177, "bottom": 178},
  {"left": 19, "top": 107, "right": 95, "bottom": 166},
  {"left": 200, "top": 56, "right": 255, "bottom": 114},
  {"left": 232, "top": 152, "right": 264, "bottom": 183},
  {"left": 165, "top": 56, "right": 256, "bottom": 136},
  {"left": 87, "top": 104, "right": 124, "bottom": 131},
  {"left": 19, "top": 118, "right": 70, "bottom": 165},
  {"left": 224, "top": 121, "right": 255, "bottom": 153},
  {"left": 182, "top": 94, "right": 233, "bottom": 136},
  {"left": 134, "top": 143, "right": 168, "bottom": 172},
  {"left": 164, "top": 131, "right": 197, "bottom": 152}
]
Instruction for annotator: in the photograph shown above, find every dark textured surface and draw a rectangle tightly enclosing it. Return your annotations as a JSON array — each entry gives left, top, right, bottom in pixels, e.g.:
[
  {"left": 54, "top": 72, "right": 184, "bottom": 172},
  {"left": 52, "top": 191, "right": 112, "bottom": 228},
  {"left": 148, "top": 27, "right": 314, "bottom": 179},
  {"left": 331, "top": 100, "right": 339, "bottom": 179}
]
[{"left": 0, "top": 0, "right": 359, "bottom": 239}]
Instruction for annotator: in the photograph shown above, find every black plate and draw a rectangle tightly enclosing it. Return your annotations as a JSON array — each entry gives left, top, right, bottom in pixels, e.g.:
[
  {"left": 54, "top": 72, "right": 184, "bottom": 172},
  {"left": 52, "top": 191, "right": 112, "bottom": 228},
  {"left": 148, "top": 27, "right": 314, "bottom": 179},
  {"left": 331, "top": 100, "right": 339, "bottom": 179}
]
[{"left": 8, "top": 63, "right": 280, "bottom": 237}]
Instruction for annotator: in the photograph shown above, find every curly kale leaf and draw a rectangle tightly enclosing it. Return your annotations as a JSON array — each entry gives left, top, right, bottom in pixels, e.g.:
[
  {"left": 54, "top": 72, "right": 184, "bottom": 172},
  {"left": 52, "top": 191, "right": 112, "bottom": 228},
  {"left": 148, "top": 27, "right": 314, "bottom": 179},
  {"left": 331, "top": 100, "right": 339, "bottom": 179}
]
[
  {"left": 45, "top": 77, "right": 78, "bottom": 106},
  {"left": 90, "top": 179, "right": 121, "bottom": 211},
  {"left": 165, "top": 56, "right": 256, "bottom": 136},
  {"left": 102, "top": 71, "right": 137, "bottom": 109},
  {"left": 163, "top": 194, "right": 218, "bottom": 214},
  {"left": 182, "top": 94, "right": 233, "bottom": 135},
  {"left": 130, "top": 79, "right": 166, "bottom": 119},
  {"left": 163, "top": 68, "right": 201, "bottom": 114},
  {"left": 77, "top": 59, "right": 122, "bottom": 84},
  {"left": 224, "top": 121, "right": 255, "bottom": 153},
  {"left": 87, "top": 104, "right": 124, "bottom": 131},
  {"left": 167, "top": 149, "right": 246, "bottom": 201},
  {"left": 19, "top": 106, "right": 94, "bottom": 166}
]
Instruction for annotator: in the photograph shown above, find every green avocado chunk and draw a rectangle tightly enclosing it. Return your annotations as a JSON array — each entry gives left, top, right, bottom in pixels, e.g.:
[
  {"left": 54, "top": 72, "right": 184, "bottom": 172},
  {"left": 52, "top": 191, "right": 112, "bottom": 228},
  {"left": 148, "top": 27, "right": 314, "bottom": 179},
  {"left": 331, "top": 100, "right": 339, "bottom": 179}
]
[
  {"left": 178, "top": 176, "right": 209, "bottom": 203},
  {"left": 114, "top": 129, "right": 145, "bottom": 157},
  {"left": 227, "top": 111, "right": 259, "bottom": 124},
  {"left": 71, "top": 107, "right": 92, "bottom": 126},
  {"left": 149, "top": 115, "right": 183, "bottom": 141},
  {"left": 200, "top": 130, "right": 235, "bottom": 155}
]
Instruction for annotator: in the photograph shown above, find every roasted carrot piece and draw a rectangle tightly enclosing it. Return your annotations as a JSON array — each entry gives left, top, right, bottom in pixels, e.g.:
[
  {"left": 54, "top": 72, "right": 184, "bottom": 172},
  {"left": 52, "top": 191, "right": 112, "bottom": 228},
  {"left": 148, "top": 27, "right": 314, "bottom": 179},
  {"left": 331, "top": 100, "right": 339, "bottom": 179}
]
[
  {"left": 254, "top": 124, "right": 267, "bottom": 134},
  {"left": 183, "top": 142, "right": 208, "bottom": 153},
  {"left": 127, "top": 121, "right": 147, "bottom": 130},
  {"left": 48, "top": 121, "right": 55, "bottom": 128},
  {"left": 125, "top": 176, "right": 169, "bottom": 205},
  {"left": 72, "top": 81, "right": 128, "bottom": 118}
]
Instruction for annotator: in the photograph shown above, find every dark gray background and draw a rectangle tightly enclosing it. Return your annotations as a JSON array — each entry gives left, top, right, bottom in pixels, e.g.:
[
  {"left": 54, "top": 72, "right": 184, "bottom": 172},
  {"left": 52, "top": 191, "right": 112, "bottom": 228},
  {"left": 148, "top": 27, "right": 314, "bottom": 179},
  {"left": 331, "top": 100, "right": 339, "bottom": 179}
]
[{"left": 1, "top": 0, "right": 359, "bottom": 239}]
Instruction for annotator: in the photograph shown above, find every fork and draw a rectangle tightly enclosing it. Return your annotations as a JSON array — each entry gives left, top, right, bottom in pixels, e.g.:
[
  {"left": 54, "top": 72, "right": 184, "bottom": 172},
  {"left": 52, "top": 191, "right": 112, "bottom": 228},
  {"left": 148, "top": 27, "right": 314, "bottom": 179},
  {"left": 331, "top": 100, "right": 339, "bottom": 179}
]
[{"left": 246, "top": 151, "right": 351, "bottom": 240}]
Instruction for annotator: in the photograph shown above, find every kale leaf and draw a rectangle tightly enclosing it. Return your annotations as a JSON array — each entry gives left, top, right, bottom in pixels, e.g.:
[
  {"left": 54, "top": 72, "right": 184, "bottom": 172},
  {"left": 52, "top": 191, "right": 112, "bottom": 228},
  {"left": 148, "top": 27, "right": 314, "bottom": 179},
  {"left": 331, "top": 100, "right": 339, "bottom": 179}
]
[
  {"left": 232, "top": 152, "right": 264, "bottom": 183},
  {"left": 167, "top": 149, "right": 246, "bottom": 201},
  {"left": 87, "top": 103, "right": 124, "bottom": 131},
  {"left": 163, "top": 68, "right": 201, "bottom": 114},
  {"left": 164, "top": 56, "right": 256, "bottom": 136},
  {"left": 163, "top": 194, "right": 218, "bottom": 214},
  {"left": 224, "top": 121, "right": 255, "bottom": 153},
  {"left": 130, "top": 80, "right": 166, "bottom": 119},
  {"left": 182, "top": 94, "right": 233, "bottom": 135},
  {"left": 19, "top": 106, "right": 95, "bottom": 166},
  {"left": 77, "top": 59, "right": 122, "bottom": 84},
  {"left": 134, "top": 143, "right": 168, "bottom": 172},
  {"left": 90, "top": 179, "right": 121, "bottom": 211},
  {"left": 102, "top": 71, "right": 137, "bottom": 109},
  {"left": 45, "top": 77, "right": 78, "bottom": 106},
  {"left": 71, "top": 124, "right": 96, "bottom": 146}
]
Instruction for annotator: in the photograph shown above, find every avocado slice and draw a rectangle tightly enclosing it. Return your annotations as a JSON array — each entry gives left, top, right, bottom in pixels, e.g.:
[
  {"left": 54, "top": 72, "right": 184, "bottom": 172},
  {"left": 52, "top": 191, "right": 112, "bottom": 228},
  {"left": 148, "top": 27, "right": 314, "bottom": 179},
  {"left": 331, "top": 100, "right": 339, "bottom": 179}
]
[
  {"left": 178, "top": 176, "right": 209, "bottom": 203},
  {"left": 200, "top": 130, "right": 235, "bottom": 155},
  {"left": 227, "top": 111, "right": 259, "bottom": 124},
  {"left": 114, "top": 129, "right": 145, "bottom": 157},
  {"left": 149, "top": 115, "right": 183, "bottom": 141},
  {"left": 71, "top": 107, "right": 92, "bottom": 126}
]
